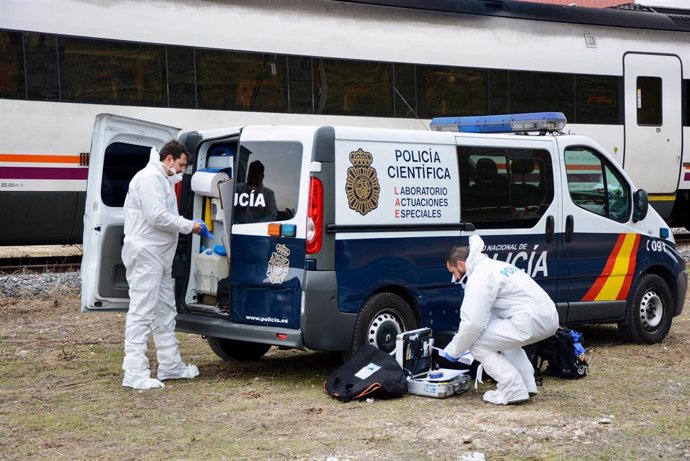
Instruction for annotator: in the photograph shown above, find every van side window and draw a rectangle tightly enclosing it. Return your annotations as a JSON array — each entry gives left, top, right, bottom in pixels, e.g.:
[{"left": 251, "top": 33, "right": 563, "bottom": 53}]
[
  {"left": 564, "top": 147, "right": 630, "bottom": 222},
  {"left": 101, "top": 142, "right": 150, "bottom": 207},
  {"left": 234, "top": 141, "right": 302, "bottom": 224},
  {"left": 458, "top": 146, "right": 554, "bottom": 229}
]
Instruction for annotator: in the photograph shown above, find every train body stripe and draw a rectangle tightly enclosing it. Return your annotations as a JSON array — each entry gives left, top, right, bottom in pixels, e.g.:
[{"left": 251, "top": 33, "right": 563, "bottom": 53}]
[
  {"left": 0, "top": 154, "right": 81, "bottom": 164},
  {"left": 0, "top": 166, "right": 88, "bottom": 180},
  {"left": 582, "top": 233, "right": 640, "bottom": 301}
]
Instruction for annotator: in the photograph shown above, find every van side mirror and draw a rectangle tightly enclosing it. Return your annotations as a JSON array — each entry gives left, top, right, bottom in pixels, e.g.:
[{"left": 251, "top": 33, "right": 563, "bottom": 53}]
[{"left": 633, "top": 189, "right": 649, "bottom": 223}]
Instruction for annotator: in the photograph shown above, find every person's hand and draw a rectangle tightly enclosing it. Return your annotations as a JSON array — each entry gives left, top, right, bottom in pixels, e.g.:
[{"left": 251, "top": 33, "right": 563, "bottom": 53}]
[
  {"left": 192, "top": 221, "right": 202, "bottom": 234},
  {"left": 435, "top": 348, "right": 460, "bottom": 363},
  {"left": 193, "top": 219, "right": 214, "bottom": 239}
]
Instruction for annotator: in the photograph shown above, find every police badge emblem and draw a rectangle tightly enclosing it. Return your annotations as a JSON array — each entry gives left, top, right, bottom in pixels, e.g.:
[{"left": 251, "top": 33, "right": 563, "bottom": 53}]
[
  {"left": 345, "top": 148, "right": 380, "bottom": 216},
  {"left": 267, "top": 243, "right": 290, "bottom": 284}
]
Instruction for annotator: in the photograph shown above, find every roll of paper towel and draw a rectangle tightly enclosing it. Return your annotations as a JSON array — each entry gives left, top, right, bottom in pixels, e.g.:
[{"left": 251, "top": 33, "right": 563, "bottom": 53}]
[{"left": 191, "top": 169, "right": 230, "bottom": 198}]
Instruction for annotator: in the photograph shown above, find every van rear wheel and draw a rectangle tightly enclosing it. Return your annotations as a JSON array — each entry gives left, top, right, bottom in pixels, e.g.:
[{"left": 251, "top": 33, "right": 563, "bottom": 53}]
[
  {"left": 618, "top": 274, "right": 673, "bottom": 344},
  {"left": 207, "top": 337, "right": 272, "bottom": 362},
  {"left": 351, "top": 293, "right": 417, "bottom": 356}
]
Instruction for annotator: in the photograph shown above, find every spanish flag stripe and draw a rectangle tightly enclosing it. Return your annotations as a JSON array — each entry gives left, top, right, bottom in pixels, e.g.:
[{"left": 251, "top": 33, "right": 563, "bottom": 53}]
[
  {"left": 594, "top": 234, "right": 638, "bottom": 301},
  {"left": 616, "top": 234, "right": 641, "bottom": 300},
  {"left": 582, "top": 234, "right": 626, "bottom": 301}
]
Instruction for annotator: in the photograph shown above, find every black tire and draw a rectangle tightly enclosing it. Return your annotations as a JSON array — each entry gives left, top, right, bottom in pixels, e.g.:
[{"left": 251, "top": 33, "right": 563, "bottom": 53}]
[
  {"left": 350, "top": 292, "right": 417, "bottom": 356},
  {"left": 207, "top": 337, "right": 272, "bottom": 362},
  {"left": 618, "top": 274, "right": 673, "bottom": 344}
]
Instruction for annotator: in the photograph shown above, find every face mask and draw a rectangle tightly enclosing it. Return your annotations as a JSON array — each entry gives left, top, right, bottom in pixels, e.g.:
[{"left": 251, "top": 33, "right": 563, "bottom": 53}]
[
  {"left": 458, "top": 274, "right": 468, "bottom": 289},
  {"left": 163, "top": 163, "right": 183, "bottom": 185},
  {"left": 168, "top": 172, "right": 183, "bottom": 185}
]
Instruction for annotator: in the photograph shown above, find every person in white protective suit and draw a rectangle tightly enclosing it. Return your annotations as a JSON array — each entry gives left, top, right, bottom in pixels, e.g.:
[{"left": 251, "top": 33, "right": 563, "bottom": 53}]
[
  {"left": 440, "top": 235, "right": 559, "bottom": 405},
  {"left": 121, "top": 140, "right": 205, "bottom": 390}
]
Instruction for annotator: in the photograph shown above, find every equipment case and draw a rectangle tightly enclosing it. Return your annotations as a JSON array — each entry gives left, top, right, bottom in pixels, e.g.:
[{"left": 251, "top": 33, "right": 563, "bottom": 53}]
[{"left": 395, "top": 328, "right": 470, "bottom": 399}]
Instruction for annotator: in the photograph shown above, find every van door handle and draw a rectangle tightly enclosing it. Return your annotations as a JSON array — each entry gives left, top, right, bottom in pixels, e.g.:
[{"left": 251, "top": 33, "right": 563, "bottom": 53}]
[
  {"left": 545, "top": 215, "right": 554, "bottom": 243},
  {"left": 565, "top": 215, "right": 574, "bottom": 242}
]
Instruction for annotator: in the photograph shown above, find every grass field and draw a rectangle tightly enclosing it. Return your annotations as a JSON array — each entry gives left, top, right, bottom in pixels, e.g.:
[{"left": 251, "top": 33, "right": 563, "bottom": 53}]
[{"left": 1, "top": 283, "right": 688, "bottom": 460}]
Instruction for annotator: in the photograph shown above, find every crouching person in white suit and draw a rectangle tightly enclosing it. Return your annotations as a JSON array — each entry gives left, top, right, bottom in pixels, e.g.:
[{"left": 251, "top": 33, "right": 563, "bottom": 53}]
[{"left": 441, "top": 235, "right": 559, "bottom": 405}]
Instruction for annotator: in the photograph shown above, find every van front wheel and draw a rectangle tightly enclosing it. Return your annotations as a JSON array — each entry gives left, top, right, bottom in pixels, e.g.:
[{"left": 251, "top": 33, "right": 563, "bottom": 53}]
[
  {"left": 207, "top": 337, "right": 272, "bottom": 362},
  {"left": 618, "top": 274, "right": 673, "bottom": 344},
  {"left": 351, "top": 293, "right": 417, "bottom": 355}
]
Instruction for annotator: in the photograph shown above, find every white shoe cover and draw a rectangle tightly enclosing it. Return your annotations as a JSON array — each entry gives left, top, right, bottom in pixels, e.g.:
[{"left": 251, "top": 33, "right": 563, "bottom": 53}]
[
  {"left": 157, "top": 363, "right": 199, "bottom": 381},
  {"left": 122, "top": 371, "right": 166, "bottom": 390},
  {"left": 483, "top": 389, "right": 529, "bottom": 405}
]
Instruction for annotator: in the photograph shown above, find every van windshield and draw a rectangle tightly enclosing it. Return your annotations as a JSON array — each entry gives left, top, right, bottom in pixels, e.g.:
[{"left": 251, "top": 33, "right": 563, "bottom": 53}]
[{"left": 234, "top": 141, "right": 302, "bottom": 224}]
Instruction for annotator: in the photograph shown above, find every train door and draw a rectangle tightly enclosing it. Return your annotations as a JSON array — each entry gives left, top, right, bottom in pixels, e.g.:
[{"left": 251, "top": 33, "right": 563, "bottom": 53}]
[
  {"left": 81, "top": 114, "right": 179, "bottom": 311},
  {"left": 623, "top": 53, "right": 682, "bottom": 207}
]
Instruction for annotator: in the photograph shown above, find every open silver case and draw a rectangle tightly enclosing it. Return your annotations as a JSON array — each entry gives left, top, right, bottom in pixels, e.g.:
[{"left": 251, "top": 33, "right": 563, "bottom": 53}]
[{"left": 395, "top": 328, "right": 470, "bottom": 399}]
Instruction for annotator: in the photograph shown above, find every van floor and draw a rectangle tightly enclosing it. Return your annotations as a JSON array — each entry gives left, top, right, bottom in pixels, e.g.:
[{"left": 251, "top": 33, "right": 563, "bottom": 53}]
[{"left": 185, "top": 303, "right": 229, "bottom": 317}]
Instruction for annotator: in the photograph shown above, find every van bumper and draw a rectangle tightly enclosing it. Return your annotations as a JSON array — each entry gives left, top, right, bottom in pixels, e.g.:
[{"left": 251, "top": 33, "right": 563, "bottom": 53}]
[
  {"left": 175, "top": 314, "right": 304, "bottom": 349},
  {"left": 674, "top": 270, "right": 687, "bottom": 317}
]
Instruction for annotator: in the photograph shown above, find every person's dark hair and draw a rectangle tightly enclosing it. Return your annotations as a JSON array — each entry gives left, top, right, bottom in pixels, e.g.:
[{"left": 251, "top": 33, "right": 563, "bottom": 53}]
[
  {"left": 248, "top": 160, "right": 265, "bottom": 175},
  {"left": 446, "top": 245, "right": 470, "bottom": 265},
  {"left": 159, "top": 140, "right": 189, "bottom": 161}
]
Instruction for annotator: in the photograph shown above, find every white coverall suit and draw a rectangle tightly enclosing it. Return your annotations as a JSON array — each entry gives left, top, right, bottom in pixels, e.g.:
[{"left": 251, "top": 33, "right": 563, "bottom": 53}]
[
  {"left": 444, "top": 235, "right": 559, "bottom": 404},
  {"left": 121, "top": 158, "right": 199, "bottom": 389}
]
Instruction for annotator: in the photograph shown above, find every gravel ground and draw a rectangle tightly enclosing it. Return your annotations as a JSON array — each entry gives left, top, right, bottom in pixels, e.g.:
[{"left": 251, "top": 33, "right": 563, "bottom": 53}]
[{"left": 0, "top": 271, "right": 81, "bottom": 298}]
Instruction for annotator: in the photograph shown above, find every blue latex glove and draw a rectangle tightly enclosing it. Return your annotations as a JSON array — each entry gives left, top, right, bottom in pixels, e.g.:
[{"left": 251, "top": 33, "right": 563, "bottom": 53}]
[
  {"left": 434, "top": 347, "right": 459, "bottom": 363},
  {"left": 574, "top": 342, "right": 586, "bottom": 357},
  {"left": 193, "top": 219, "right": 214, "bottom": 239}
]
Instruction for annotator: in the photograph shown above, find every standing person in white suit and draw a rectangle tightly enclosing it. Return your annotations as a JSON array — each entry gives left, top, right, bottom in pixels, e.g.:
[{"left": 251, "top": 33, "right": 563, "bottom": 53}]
[
  {"left": 440, "top": 235, "right": 559, "bottom": 405},
  {"left": 121, "top": 140, "right": 206, "bottom": 390}
]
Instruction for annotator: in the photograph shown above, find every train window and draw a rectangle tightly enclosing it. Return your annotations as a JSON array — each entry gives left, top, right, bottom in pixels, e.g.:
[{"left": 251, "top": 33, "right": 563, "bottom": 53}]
[
  {"left": 393, "top": 63, "right": 417, "bottom": 118},
  {"left": 59, "top": 37, "right": 166, "bottom": 106},
  {"left": 564, "top": 147, "right": 630, "bottom": 222},
  {"left": 101, "top": 143, "right": 151, "bottom": 207},
  {"left": 4, "top": 28, "right": 623, "bottom": 126},
  {"left": 636, "top": 77, "right": 662, "bottom": 126},
  {"left": 489, "top": 70, "right": 510, "bottom": 115},
  {"left": 313, "top": 58, "right": 393, "bottom": 117},
  {"left": 417, "top": 65, "right": 488, "bottom": 118},
  {"left": 0, "top": 31, "right": 25, "bottom": 99},
  {"left": 509, "top": 71, "right": 574, "bottom": 122},
  {"left": 168, "top": 46, "right": 196, "bottom": 109},
  {"left": 458, "top": 146, "right": 554, "bottom": 229},
  {"left": 288, "top": 56, "right": 313, "bottom": 114},
  {"left": 575, "top": 75, "right": 620, "bottom": 124},
  {"left": 25, "top": 33, "right": 59, "bottom": 101},
  {"left": 196, "top": 50, "right": 288, "bottom": 112}
]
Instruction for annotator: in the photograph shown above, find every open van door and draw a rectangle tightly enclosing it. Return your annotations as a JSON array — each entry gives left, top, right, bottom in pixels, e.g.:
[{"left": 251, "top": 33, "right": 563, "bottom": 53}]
[{"left": 81, "top": 114, "right": 180, "bottom": 311}]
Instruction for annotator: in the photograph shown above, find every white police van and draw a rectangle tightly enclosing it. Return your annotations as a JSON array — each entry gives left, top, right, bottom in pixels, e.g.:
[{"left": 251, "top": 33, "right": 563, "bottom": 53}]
[{"left": 81, "top": 112, "right": 687, "bottom": 361}]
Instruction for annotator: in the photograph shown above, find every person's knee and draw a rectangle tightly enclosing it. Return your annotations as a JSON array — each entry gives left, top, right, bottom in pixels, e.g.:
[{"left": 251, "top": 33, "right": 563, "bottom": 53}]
[{"left": 470, "top": 344, "right": 497, "bottom": 362}]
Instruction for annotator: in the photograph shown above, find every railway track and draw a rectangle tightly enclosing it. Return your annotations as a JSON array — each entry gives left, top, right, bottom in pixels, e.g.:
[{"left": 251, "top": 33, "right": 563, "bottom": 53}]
[
  {"left": 0, "top": 255, "right": 82, "bottom": 274},
  {"left": 673, "top": 232, "right": 690, "bottom": 243}
]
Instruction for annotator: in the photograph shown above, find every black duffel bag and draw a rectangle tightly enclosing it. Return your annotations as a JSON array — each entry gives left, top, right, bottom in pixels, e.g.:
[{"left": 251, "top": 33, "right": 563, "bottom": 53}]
[{"left": 324, "top": 345, "right": 407, "bottom": 402}]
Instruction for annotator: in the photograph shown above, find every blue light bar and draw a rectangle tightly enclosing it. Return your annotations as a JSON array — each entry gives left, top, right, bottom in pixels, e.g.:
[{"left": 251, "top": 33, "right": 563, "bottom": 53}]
[{"left": 430, "top": 112, "right": 567, "bottom": 133}]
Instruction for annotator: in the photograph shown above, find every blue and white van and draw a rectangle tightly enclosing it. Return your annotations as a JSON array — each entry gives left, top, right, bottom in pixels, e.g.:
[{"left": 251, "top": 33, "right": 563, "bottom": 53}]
[{"left": 81, "top": 113, "right": 687, "bottom": 361}]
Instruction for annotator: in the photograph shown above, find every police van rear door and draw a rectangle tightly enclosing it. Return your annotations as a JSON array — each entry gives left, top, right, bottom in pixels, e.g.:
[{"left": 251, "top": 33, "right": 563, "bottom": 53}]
[
  {"left": 226, "top": 126, "right": 309, "bottom": 330},
  {"left": 81, "top": 114, "right": 180, "bottom": 311}
]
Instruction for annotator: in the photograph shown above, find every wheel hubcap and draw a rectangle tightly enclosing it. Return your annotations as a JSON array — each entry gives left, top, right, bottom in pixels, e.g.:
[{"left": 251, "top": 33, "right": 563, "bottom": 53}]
[
  {"left": 368, "top": 312, "right": 403, "bottom": 354},
  {"left": 639, "top": 290, "right": 663, "bottom": 331}
]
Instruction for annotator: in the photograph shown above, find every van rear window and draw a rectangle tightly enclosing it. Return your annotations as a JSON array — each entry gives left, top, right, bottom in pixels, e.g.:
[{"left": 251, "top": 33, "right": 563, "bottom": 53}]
[{"left": 234, "top": 141, "right": 302, "bottom": 223}]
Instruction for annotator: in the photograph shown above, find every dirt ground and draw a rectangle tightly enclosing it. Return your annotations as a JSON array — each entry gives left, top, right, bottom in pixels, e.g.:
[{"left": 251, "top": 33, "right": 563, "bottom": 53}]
[{"left": 0, "top": 282, "right": 688, "bottom": 461}]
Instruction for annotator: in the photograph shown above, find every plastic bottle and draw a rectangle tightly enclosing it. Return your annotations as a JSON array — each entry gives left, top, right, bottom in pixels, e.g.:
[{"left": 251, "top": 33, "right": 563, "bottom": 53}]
[{"left": 195, "top": 244, "right": 229, "bottom": 295}]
